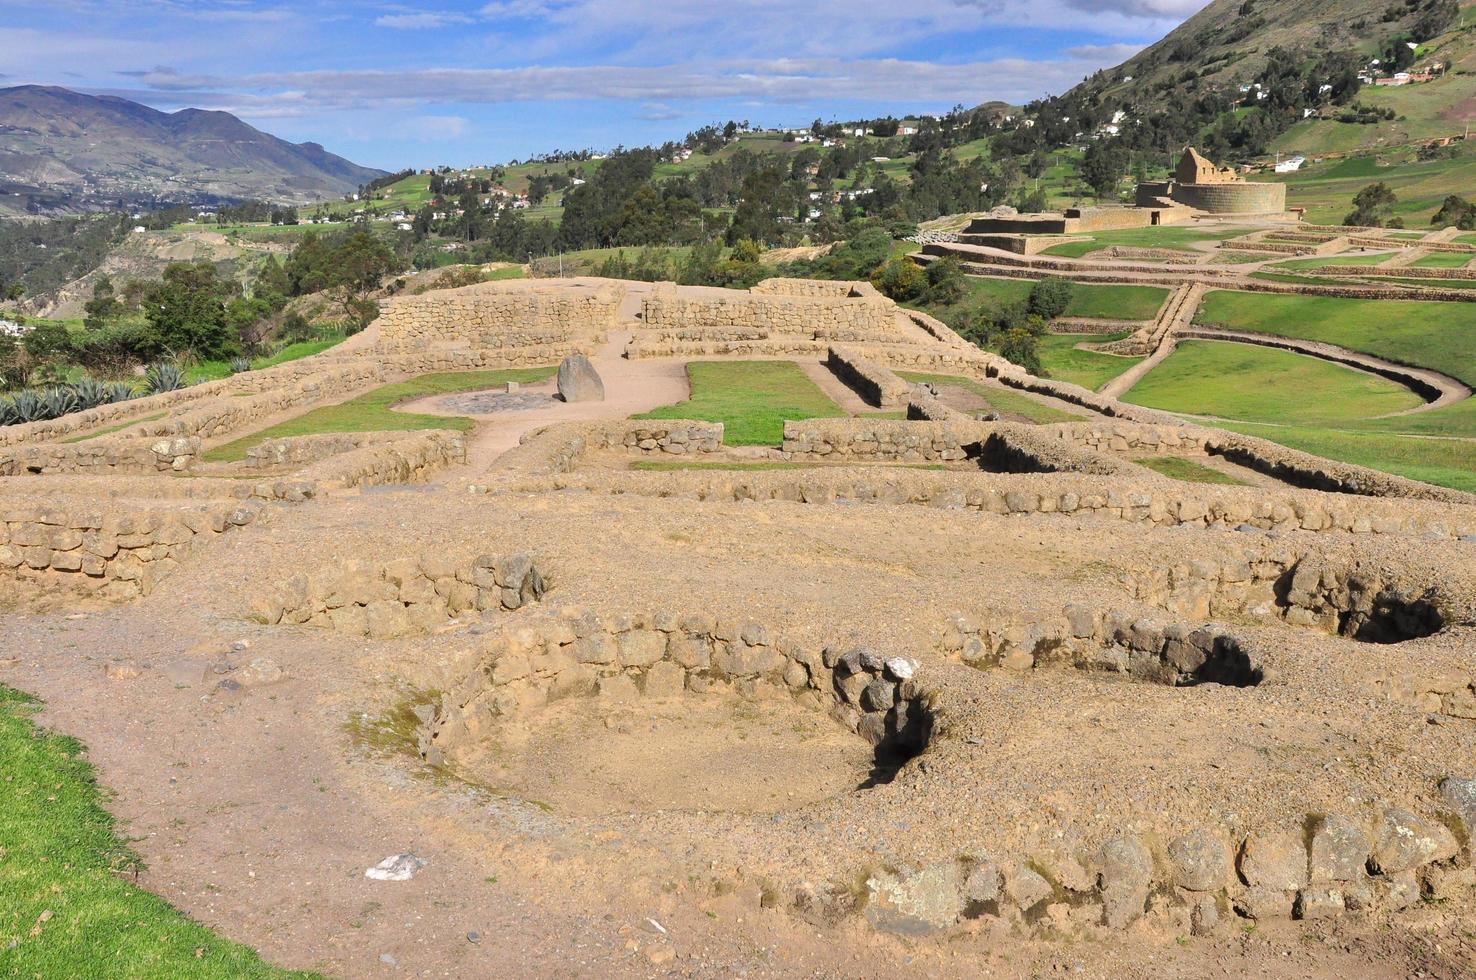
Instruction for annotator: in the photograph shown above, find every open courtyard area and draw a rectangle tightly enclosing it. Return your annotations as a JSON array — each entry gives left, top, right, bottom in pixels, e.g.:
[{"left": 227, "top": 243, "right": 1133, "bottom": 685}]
[{"left": 3, "top": 272, "right": 1476, "bottom": 977}]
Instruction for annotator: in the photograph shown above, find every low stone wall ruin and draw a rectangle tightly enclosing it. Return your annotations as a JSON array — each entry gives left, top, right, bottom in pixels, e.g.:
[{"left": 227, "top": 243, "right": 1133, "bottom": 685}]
[
  {"left": 826, "top": 345, "right": 911, "bottom": 408},
  {"left": 0, "top": 436, "right": 200, "bottom": 476},
  {"left": 250, "top": 550, "right": 548, "bottom": 637},
  {"left": 641, "top": 283, "right": 895, "bottom": 338},
  {"left": 415, "top": 608, "right": 936, "bottom": 769}
]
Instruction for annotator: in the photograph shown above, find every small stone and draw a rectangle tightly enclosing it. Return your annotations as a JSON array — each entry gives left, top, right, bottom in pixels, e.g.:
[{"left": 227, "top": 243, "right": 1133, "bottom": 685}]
[
  {"left": 1005, "top": 861, "right": 1052, "bottom": 912},
  {"left": 883, "top": 657, "right": 916, "bottom": 681},
  {"left": 645, "top": 946, "right": 675, "bottom": 965},
  {"left": 365, "top": 853, "right": 427, "bottom": 881},
  {"left": 1294, "top": 885, "right": 1344, "bottom": 920},
  {"left": 1167, "top": 829, "right": 1228, "bottom": 892},
  {"left": 863, "top": 863, "right": 965, "bottom": 935},
  {"left": 1309, "top": 814, "right": 1369, "bottom": 881},
  {"left": 1370, "top": 807, "right": 1458, "bottom": 873},
  {"left": 235, "top": 657, "right": 284, "bottom": 687},
  {"left": 1238, "top": 831, "right": 1307, "bottom": 891},
  {"left": 379, "top": 953, "right": 397, "bottom": 966},
  {"left": 1438, "top": 777, "right": 1476, "bottom": 839},
  {"left": 466, "top": 931, "right": 481, "bottom": 944},
  {"left": 105, "top": 661, "right": 143, "bottom": 680},
  {"left": 1096, "top": 834, "right": 1152, "bottom": 928}
]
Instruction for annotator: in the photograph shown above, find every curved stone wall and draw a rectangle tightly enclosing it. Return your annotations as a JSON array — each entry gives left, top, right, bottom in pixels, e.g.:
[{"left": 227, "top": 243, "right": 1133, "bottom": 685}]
[{"left": 1170, "top": 182, "right": 1286, "bottom": 214}]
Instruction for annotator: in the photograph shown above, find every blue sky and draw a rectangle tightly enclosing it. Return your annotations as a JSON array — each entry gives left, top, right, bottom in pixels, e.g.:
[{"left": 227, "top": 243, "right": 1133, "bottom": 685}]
[{"left": 2, "top": 0, "right": 1212, "bottom": 171}]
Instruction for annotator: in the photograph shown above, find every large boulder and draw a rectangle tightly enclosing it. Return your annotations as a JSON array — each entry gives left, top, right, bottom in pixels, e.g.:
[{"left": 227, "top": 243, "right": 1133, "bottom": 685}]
[{"left": 557, "top": 354, "right": 605, "bottom": 402}]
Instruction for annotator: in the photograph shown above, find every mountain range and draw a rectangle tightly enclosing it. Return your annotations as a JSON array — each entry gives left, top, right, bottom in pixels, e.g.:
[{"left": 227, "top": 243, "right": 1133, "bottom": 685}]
[{"left": 0, "top": 85, "right": 384, "bottom": 215}]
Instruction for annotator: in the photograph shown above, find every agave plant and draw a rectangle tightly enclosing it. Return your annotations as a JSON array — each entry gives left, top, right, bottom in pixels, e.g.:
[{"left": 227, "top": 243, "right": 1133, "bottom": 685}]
[
  {"left": 72, "top": 377, "right": 108, "bottom": 410},
  {"left": 145, "top": 361, "right": 186, "bottom": 394},
  {"left": 0, "top": 397, "right": 17, "bottom": 426},
  {"left": 105, "top": 381, "right": 136, "bottom": 404},
  {"left": 10, "top": 389, "right": 45, "bottom": 423},
  {"left": 43, "top": 386, "right": 81, "bottom": 419},
  {"left": 229, "top": 356, "right": 252, "bottom": 374}
]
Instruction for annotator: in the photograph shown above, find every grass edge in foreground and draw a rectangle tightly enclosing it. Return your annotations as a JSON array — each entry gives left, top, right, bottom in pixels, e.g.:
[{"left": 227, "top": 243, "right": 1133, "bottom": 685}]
[{"left": 0, "top": 684, "right": 313, "bottom": 977}]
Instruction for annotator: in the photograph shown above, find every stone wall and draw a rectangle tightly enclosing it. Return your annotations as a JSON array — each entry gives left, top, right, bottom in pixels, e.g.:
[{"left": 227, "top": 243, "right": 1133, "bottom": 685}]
[
  {"left": 485, "top": 420, "right": 725, "bottom": 478},
  {"left": 1170, "top": 181, "right": 1286, "bottom": 214},
  {"left": 641, "top": 285, "right": 895, "bottom": 337},
  {"left": 0, "top": 436, "right": 200, "bottom": 476},
  {"left": 415, "top": 608, "right": 935, "bottom": 766},
  {"left": 250, "top": 550, "right": 548, "bottom": 637},
  {"left": 750, "top": 278, "right": 879, "bottom": 298},
  {"left": 373, "top": 280, "right": 625, "bottom": 351},
  {"left": 130, "top": 364, "right": 384, "bottom": 442},
  {"left": 0, "top": 499, "right": 260, "bottom": 599},
  {"left": 826, "top": 346, "right": 912, "bottom": 408}
]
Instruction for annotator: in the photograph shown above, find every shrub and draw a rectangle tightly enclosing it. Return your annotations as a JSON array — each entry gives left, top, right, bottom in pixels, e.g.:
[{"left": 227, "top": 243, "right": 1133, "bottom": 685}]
[
  {"left": 871, "top": 257, "right": 925, "bottom": 301},
  {"left": 998, "top": 327, "right": 1044, "bottom": 375},
  {"left": 229, "top": 356, "right": 252, "bottom": 374},
  {"left": 1027, "top": 277, "right": 1073, "bottom": 320}
]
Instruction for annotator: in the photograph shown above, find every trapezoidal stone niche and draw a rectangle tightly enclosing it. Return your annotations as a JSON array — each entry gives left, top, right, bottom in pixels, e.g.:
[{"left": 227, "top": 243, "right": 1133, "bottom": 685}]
[{"left": 413, "top": 609, "right": 938, "bottom": 817}]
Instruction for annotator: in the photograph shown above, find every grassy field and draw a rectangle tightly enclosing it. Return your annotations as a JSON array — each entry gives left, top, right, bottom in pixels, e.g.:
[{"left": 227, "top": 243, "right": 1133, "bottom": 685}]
[
  {"left": 963, "top": 278, "right": 1169, "bottom": 321},
  {"left": 1039, "top": 333, "right": 1141, "bottom": 391},
  {"left": 1122, "top": 340, "right": 1424, "bottom": 424},
  {"left": 630, "top": 459, "right": 948, "bottom": 472},
  {"left": 1411, "top": 252, "right": 1476, "bottom": 269},
  {"left": 0, "top": 686, "right": 308, "bottom": 978},
  {"left": 1040, "top": 226, "right": 1250, "bottom": 258},
  {"left": 634, "top": 361, "right": 844, "bottom": 445},
  {"left": 897, "top": 371, "right": 1081, "bottom": 423},
  {"left": 1133, "top": 456, "right": 1249, "bottom": 486},
  {"left": 1271, "top": 147, "right": 1476, "bottom": 225},
  {"left": 1216, "top": 421, "right": 1476, "bottom": 493},
  {"left": 1194, "top": 291, "right": 1476, "bottom": 388},
  {"left": 1270, "top": 252, "right": 1391, "bottom": 270},
  {"left": 203, "top": 367, "right": 555, "bottom": 462},
  {"left": 186, "top": 337, "right": 347, "bottom": 384}
]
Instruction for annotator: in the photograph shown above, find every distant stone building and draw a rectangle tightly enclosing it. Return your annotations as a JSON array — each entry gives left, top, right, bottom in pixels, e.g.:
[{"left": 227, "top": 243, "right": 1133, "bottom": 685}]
[{"left": 1136, "top": 147, "right": 1287, "bottom": 215}]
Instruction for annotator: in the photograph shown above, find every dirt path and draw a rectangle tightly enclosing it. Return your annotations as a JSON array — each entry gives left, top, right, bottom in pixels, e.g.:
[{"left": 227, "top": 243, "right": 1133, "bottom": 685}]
[{"left": 393, "top": 331, "right": 691, "bottom": 475}]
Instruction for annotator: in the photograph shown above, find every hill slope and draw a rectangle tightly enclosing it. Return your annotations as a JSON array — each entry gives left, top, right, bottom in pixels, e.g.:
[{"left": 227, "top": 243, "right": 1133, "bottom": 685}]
[{"left": 0, "top": 86, "right": 384, "bottom": 214}]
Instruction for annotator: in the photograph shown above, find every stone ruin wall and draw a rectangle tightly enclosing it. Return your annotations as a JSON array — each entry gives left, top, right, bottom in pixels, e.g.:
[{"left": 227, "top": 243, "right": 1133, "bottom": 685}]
[
  {"left": 750, "top": 278, "right": 880, "bottom": 299},
  {"left": 641, "top": 285, "right": 895, "bottom": 336},
  {"left": 0, "top": 436, "right": 201, "bottom": 476},
  {"left": 416, "top": 608, "right": 934, "bottom": 770},
  {"left": 251, "top": 550, "right": 549, "bottom": 637},
  {"left": 825, "top": 345, "right": 912, "bottom": 408},
  {"left": 0, "top": 498, "right": 261, "bottom": 599},
  {"left": 1170, "top": 181, "right": 1287, "bottom": 214},
  {"left": 373, "top": 280, "right": 625, "bottom": 351}
]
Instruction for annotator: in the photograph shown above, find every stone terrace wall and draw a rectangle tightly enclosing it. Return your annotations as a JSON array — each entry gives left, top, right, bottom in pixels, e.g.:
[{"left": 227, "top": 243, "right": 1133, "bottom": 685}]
[
  {"left": 826, "top": 345, "right": 911, "bottom": 408},
  {"left": 251, "top": 550, "right": 548, "bottom": 637},
  {"left": 750, "top": 278, "right": 880, "bottom": 298},
  {"left": 373, "top": 280, "right": 625, "bottom": 351},
  {"left": 485, "top": 420, "right": 725, "bottom": 478},
  {"left": 641, "top": 285, "right": 895, "bottom": 337},
  {"left": 528, "top": 467, "right": 1476, "bottom": 539},
  {"left": 245, "top": 431, "right": 467, "bottom": 502},
  {"left": 0, "top": 498, "right": 261, "bottom": 599},
  {"left": 128, "top": 364, "right": 382, "bottom": 442},
  {"left": 0, "top": 436, "right": 200, "bottom": 476}
]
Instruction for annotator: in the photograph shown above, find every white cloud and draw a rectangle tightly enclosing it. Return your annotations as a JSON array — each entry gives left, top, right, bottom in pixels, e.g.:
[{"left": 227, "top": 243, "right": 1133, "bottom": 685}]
[
  {"left": 410, "top": 114, "right": 471, "bottom": 138},
  {"left": 375, "top": 11, "right": 476, "bottom": 29}
]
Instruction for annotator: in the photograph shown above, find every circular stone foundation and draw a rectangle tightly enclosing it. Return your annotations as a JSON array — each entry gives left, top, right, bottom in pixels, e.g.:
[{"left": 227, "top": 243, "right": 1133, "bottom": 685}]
[{"left": 454, "top": 691, "right": 876, "bottom": 816}]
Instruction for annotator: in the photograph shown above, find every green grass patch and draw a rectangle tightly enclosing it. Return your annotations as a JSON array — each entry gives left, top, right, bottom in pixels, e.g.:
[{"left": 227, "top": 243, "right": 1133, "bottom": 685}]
[
  {"left": 1410, "top": 252, "right": 1475, "bottom": 269},
  {"left": 1215, "top": 422, "right": 1476, "bottom": 493},
  {"left": 633, "top": 361, "right": 844, "bottom": 445},
  {"left": 897, "top": 371, "right": 1081, "bottom": 423},
  {"left": 203, "top": 367, "right": 555, "bottom": 462},
  {"left": 630, "top": 459, "right": 948, "bottom": 472},
  {"left": 1123, "top": 340, "right": 1423, "bottom": 425},
  {"left": 961, "top": 278, "right": 1167, "bottom": 321},
  {"left": 1195, "top": 290, "right": 1476, "bottom": 388},
  {"left": 185, "top": 337, "right": 347, "bottom": 384},
  {"left": 1270, "top": 252, "right": 1390, "bottom": 270},
  {"left": 59, "top": 412, "right": 167, "bottom": 443},
  {"left": 0, "top": 685, "right": 310, "bottom": 977},
  {"left": 1039, "top": 333, "right": 1140, "bottom": 392},
  {"left": 1039, "top": 225, "right": 1247, "bottom": 258},
  {"left": 1133, "top": 456, "right": 1249, "bottom": 486}
]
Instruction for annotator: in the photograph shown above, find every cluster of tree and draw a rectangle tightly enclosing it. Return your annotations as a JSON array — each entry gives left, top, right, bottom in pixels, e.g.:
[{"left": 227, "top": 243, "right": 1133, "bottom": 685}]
[
  {"left": 1345, "top": 182, "right": 1402, "bottom": 227},
  {"left": 136, "top": 200, "right": 282, "bottom": 230},
  {"left": 678, "top": 120, "right": 747, "bottom": 155},
  {"left": 1431, "top": 194, "right": 1476, "bottom": 230},
  {"left": 0, "top": 214, "right": 129, "bottom": 300},
  {"left": 360, "top": 169, "right": 416, "bottom": 199}
]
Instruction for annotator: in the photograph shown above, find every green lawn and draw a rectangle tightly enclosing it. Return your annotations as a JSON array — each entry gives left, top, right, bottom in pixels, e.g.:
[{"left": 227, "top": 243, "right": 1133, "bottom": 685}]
[
  {"left": 961, "top": 278, "right": 1168, "bottom": 320},
  {"left": 1039, "top": 333, "right": 1140, "bottom": 392},
  {"left": 634, "top": 361, "right": 844, "bottom": 445},
  {"left": 203, "top": 367, "right": 555, "bottom": 462},
  {"left": 0, "top": 686, "right": 309, "bottom": 978},
  {"left": 1133, "top": 456, "right": 1249, "bottom": 486},
  {"left": 1194, "top": 290, "right": 1476, "bottom": 388},
  {"left": 1040, "top": 226, "right": 1247, "bottom": 258},
  {"left": 1122, "top": 340, "right": 1424, "bottom": 425},
  {"left": 1410, "top": 252, "right": 1475, "bottom": 269},
  {"left": 897, "top": 371, "right": 1081, "bottom": 424},
  {"left": 1215, "top": 422, "right": 1476, "bottom": 493},
  {"left": 1269, "top": 253, "right": 1391, "bottom": 270},
  {"left": 186, "top": 337, "right": 348, "bottom": 384},
  {"left": 630, "top": 459, "right": 947, "bottom": 472}
]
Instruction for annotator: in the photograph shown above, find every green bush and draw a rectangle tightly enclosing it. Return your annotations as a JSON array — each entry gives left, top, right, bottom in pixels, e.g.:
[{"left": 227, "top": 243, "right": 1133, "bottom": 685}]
[{"left": 871, "top": 257, "right": 925, "bottom": 301}]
